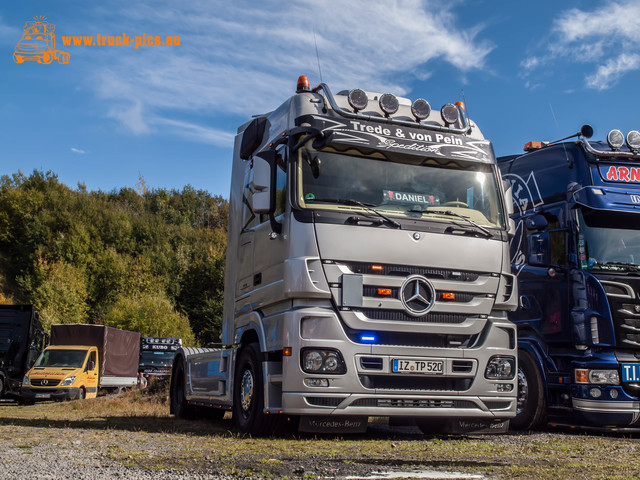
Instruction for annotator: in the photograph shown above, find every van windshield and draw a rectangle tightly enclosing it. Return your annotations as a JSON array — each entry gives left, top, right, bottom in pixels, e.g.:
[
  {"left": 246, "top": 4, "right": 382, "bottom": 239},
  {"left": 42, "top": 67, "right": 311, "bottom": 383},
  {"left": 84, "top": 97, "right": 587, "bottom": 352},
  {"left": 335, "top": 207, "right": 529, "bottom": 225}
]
[
  {"left": 35, "top": 349, "right": 87, "bottom": 368},
  {"left": 297, "top": 147, "right": 505, "bottom": 229},
  {"left": 577, "top": 208, "right": 640, "bottom": 270}
]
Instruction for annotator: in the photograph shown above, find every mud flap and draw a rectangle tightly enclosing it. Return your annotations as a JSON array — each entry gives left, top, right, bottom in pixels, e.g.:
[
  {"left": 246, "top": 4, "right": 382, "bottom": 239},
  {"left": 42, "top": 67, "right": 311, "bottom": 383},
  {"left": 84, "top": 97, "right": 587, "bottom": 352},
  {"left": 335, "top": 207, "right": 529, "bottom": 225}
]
[{"left": 298, "top": 416, "right": 368, "bottom": 433}]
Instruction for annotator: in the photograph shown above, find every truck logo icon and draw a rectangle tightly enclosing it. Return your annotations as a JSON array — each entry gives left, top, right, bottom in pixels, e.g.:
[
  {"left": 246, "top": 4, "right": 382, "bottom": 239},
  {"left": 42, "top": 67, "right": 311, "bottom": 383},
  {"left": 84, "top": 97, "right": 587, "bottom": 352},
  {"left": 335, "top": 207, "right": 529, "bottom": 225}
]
[
  {"left": 13, "top": 16, "right": 70, "bottom": 65},
  {"left": 400, "top": 275, "right": 435, "bottom": 316},
  {"left": 41, "top": 379, "right": 48, "bottom": 385}
]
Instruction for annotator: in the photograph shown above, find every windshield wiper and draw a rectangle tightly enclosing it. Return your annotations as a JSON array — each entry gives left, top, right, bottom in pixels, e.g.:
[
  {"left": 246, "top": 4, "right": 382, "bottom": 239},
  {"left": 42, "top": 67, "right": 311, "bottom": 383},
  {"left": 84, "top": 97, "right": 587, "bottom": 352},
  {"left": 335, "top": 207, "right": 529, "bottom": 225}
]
[
  {"left": 309, "top": 198, "right": 401, "bottom": 229},
  {"left": 414, "top": 208, "right": 493, "bottom": 238},
  {"left": 599, "top": 262, "right": 640, "bottom": 272}
]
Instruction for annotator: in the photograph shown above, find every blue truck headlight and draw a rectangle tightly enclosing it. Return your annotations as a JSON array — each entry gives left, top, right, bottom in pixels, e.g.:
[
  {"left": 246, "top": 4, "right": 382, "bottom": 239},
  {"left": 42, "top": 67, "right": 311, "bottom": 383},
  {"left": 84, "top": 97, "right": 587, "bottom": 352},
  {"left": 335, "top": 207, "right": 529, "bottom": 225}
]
[
  {"left": 576, "top": 369, "right": 619, "bottom": 385},
  {"left": 60, "top": 376, "right": 77, "bottom": 386},
  {"left": 485, "top": 356, "right": 516, "bottom": 380},
  {"left": 301, "top": 348, "right": 346, "bottom": 374}
]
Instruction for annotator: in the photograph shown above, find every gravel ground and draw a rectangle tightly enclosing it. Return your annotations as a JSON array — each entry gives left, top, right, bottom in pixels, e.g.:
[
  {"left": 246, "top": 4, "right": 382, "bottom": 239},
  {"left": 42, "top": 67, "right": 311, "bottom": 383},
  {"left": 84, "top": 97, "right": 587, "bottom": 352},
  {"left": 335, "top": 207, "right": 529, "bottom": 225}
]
[{"left": 3, "top": 396, "right": 640, "bottom": 480}]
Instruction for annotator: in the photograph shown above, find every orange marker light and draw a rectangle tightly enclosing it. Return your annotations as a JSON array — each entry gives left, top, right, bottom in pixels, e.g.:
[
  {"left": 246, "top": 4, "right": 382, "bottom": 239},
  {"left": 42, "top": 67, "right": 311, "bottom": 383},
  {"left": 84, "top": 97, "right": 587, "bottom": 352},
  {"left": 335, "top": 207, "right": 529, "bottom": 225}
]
[
  {"left": 371, "top": 265, "right": 383, "bottom": 272},
  {"left": 575, "top": 369, "right": 589, "bottom": 384},
  {"left": 377, "top": 288, "right": 392, "bottom": 296},
  {"left": 442, "top": 292, "right": 455, "bottom": 300},
  {"left": 283, "top": 347, "right": 292, "bottom": 357},
  {"left": 297, "top": 75, "right": 310, "bottom": 93},
  {"left": 524, "top": 141, "right": 544, "bottom": 151}
]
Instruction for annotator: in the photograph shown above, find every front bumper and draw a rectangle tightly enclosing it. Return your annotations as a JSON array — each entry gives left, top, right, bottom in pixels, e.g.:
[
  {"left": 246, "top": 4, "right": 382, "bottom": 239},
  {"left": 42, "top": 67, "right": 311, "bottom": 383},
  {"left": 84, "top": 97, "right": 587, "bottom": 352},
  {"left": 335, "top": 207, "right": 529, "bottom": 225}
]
[{"left": 21, "top": 387, "right": 79, "bottom": 401}]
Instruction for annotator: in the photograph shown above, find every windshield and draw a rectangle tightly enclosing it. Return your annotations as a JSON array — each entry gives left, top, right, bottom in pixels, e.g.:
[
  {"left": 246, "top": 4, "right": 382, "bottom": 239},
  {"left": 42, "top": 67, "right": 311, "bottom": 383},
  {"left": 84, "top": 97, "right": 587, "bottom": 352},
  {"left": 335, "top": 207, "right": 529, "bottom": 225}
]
[
  {"left": 577, "top": 208, "right": 640, "bottom": 270},
  {"left": 35, "top": 349, "right": 87, "bottom": 368},
  {"left": 139, "top": 350, "right": 175, "bottom": 367},
  {"left": 297, "top": 147, "right": 504, "bottom": 228}
]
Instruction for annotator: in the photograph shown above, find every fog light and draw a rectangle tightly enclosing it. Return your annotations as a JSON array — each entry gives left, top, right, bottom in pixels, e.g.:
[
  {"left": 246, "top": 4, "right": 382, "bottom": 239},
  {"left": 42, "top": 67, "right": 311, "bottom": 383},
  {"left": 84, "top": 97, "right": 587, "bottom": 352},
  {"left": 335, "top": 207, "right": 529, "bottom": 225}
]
[
  {"left": 348, "top": 88, "right": 368, "bottom": 112},
  {"left": 304, "top": 378, "right": 329, "bottom": 387},
  {"left": 440, "top": 103, "right": 460, "bottom": 125},
  {"left": 497, "top": 383, "right": 514, "bottom": 392},
  {"left": 590, "top": 387, "right": 602, "bottom": 398},
  {"left": 607, "top": 129, "right": 625, "bottom": 150},
  {"left": 627, "top": 130, "right": 640, "bottom": 151},
  {"left": 610, "top": 389, "right": 619, "bottom": 399},
  {"left": 485, "top": 356, "right": 516, "bottom": 380},
  {"left": 379, "top": 93, "right": 399, "bottom": 116},
  {"left": 411, "top": 98, "right": 431, "bottom": 120}
]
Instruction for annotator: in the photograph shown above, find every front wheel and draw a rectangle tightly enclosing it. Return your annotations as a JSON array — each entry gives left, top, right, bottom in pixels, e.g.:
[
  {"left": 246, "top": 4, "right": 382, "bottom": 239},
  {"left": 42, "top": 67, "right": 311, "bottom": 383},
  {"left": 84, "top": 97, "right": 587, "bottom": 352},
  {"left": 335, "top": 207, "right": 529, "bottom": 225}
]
[
  {"left": 510, "top": 350, "right": 546, "bottom": 430},
  {"left": 77, "top": 387, "right": 86, "bottom": 400},
  {"left": 232, "top": 343, "right": 276, "bottom": 436}
]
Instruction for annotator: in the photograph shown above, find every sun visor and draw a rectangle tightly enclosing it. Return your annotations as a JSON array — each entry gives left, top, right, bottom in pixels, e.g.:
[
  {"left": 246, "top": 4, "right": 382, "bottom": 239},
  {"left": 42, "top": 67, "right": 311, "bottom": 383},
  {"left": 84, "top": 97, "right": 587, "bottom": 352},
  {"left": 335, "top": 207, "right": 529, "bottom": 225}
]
[{"left": 572, "top": 186, "right": 640, "bottom": 212}]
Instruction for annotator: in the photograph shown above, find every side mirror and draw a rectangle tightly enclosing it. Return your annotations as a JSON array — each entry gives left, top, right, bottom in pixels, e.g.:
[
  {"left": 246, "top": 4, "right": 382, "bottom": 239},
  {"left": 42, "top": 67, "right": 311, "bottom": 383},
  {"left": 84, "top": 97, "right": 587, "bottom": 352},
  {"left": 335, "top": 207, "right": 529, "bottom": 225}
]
[
  {"left": 502, "top": 180, "right": 516, "bottom": 237},
  {"left": 251, "top": 151, "right": 275, "bottom": 214},
  {"left": 525, "top": 214, "right": 548, "bottom": 231},
  {"left": 86, "top": 360, "right": 95, "bottom": 372},
  {"left": 528, "top": 231, "right": 551, "bottom": 266}
]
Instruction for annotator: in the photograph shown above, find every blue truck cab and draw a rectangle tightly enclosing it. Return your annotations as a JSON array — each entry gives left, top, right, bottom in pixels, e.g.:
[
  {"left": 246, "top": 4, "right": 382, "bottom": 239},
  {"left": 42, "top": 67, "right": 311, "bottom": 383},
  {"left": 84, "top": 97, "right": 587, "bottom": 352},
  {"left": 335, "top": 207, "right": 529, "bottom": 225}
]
[{"left": 498, "top": 126, "right": 640, "bottom": 431}]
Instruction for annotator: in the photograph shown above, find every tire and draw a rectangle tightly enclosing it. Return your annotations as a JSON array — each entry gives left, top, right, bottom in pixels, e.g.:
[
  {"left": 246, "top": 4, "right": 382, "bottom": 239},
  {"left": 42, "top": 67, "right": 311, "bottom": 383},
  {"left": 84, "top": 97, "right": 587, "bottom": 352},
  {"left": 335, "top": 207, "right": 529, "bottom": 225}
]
[
  {"left": 170, "top": 357, "right": 197, "bottom": 419},
  {"left": 38, "top": 53, "right": 53, "bottom": 64},
  {"left": 510, "top": 350, "right": 546, "bottom": 430},
  {"left": 232, "top": 343, "right": 277, "bottom": 436},
  {"left": 77, "top": 387, "right": 86, "bottom": 400},
  {"left": 0, "top": 376, "right": 4, "bottom": 399}
]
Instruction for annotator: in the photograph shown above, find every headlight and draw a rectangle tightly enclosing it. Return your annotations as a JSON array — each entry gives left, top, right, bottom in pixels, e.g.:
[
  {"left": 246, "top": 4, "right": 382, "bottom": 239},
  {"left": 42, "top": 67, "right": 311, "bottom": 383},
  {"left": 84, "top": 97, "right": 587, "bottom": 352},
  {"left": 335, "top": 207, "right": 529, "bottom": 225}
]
[
  {"left": 485, "top": 356, "right": 516, "bottom": 380},
  {"left": 60, "top": 376, "right": 77, "bottom": 386},
  {"left": 575, "top": 369, "right": 619, "bottom": 385},
  {"left": 301, "top": 348, "right": 346, "bottom": 374},
  {"left": 22, "top": 376, "right": 29, "bottom": 386},
  {"left": 607, "top": 129, "right": 625, "bottom": 150}
]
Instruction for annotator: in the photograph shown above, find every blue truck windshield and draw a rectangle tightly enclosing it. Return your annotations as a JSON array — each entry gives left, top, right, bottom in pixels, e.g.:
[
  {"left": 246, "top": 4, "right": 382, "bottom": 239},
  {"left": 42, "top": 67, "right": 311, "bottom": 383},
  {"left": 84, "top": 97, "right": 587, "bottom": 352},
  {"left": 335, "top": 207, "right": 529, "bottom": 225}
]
[
  {"left": 297, "top": 147, "right": 505, "bottom": 228},
  {"left": 577, "top": 208, "right": 640, "bottom": 270}
]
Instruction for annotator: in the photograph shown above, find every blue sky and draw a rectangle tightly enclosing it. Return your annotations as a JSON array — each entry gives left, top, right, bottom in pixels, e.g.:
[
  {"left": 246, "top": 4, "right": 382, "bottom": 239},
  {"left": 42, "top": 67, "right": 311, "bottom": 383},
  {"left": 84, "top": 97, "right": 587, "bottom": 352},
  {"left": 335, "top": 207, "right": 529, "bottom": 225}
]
[{"left": 2, "top": 0, "right": 640, "bottom": 197}]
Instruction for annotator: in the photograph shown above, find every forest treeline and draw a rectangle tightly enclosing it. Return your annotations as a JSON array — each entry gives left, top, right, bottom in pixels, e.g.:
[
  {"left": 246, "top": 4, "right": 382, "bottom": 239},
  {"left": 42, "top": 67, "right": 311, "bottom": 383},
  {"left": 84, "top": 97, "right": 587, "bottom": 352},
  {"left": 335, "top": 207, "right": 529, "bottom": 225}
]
[{"left": 0, "top": 170, "right": 228, "bottom": 346}]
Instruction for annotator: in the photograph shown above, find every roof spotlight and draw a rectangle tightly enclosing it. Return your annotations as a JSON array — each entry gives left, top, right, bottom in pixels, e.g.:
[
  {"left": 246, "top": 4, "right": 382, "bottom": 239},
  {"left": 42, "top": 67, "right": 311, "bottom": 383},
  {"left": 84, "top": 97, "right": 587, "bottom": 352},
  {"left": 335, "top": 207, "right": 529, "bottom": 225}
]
[
  {"left": 411, "top": 98, "right": 431, "bottom": 121},
  {"left": 348, "top": 88, "right": 368, "bottom": 112},
  {"left": 626, "top": 130, "right": 640, "bottom": 151},
  {"left": 607, "top": 129, "right": 624, "bottom": 150},
  {"left": 379, "top": 93, "right": 399, "bottom": 116},
  {"left": 440, "top": 103, "right": 459, "bottom": 125}
]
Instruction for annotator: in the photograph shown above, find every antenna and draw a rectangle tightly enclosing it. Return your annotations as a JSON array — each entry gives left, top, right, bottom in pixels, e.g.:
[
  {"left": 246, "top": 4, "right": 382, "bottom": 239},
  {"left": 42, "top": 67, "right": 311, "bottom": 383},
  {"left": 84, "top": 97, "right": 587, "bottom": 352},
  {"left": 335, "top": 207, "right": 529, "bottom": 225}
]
[
  {"left": 461, "top": 89, "right": 469, "bottom": 119},
  {"left": 549, "top": 104, "right": 572, "bottom": 166},
  {"left": 313, "top": 28, "right": 323, "bottom": 84}
]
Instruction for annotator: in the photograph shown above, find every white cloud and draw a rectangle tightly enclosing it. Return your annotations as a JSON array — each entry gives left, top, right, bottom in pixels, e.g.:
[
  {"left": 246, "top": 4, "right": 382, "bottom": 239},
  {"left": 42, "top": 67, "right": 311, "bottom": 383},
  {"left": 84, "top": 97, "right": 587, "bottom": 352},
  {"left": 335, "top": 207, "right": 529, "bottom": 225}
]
[
  {"left": 76, "top": 0, "right": 493, "bottom": 144},
  {"left": 523, "top": 0, "right": 640, "bottom": 90},
  {"left": 70, "top": 147, "right": 87, "bottom": 154}
]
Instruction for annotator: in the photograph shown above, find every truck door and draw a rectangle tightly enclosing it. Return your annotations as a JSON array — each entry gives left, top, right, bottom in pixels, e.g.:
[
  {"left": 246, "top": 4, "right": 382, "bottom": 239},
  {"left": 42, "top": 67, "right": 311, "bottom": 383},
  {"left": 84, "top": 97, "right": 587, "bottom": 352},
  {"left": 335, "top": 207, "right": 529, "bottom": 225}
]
[
  {"left": 513, "top": 206, "right": 571, "bottom": 345},
  {"left": 85, "top": 349, "right": 99, "bottom": 398}
]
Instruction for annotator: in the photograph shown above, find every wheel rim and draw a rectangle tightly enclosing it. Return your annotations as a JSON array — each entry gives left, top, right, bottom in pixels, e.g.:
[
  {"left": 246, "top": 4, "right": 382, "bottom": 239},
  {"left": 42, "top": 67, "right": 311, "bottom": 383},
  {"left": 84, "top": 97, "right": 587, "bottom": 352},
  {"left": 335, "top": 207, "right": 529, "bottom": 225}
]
[
  {"left": 240, "top": 368, "right": 254, "bottom": 414},
  {"left": 516, "top": 368, "right": 529, "bottom": 415}
]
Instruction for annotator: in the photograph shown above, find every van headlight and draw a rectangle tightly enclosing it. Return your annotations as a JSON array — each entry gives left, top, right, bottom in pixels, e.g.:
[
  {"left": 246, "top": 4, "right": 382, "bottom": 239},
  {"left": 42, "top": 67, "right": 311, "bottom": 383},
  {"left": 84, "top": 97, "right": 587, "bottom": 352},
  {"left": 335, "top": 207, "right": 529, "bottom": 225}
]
[
  {"left": 22, "top": 376, "right": 29, "bottom": 386},
  {"left": 485, "top": 356, "right": 516, "bottom": 380},
  {"left": 60, "top": 376, "right": 77, "bottom": 386},
  {"left": 301, "top": 348, "right": 346, "bottom": 374}
]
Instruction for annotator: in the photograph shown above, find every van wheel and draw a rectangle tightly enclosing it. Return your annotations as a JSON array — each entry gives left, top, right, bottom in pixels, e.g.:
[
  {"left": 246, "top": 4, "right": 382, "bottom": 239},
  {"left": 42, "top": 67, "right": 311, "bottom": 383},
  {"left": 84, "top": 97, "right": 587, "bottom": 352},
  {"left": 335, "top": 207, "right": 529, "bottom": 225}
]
[
  {"left": 511, "top": 350, "right": 546, "bottom": 430},
  {"left": 170, "top": 357, "right": 196, "bottom": 419},
  {"left": 233, "top": 343, "right": 276, "bottom": 436},
  {"left": 77, "top": 387, "right": 86, "bottom": 400}
]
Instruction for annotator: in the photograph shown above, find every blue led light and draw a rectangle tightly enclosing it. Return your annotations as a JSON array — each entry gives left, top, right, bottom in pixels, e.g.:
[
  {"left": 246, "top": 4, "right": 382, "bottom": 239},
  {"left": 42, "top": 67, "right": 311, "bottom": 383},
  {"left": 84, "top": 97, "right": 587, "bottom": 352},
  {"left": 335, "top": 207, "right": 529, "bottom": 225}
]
[{"left": 360, "top": 334, "right": 377, "bottom": 343}]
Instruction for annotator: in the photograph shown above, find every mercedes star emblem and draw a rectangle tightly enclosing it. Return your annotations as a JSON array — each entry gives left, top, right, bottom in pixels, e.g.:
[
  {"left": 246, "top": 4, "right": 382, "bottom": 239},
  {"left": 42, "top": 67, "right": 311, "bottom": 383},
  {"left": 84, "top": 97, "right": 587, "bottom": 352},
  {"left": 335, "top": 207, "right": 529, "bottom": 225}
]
[{"left": 400, "top": 275, "right": 435, "bottom": 316}]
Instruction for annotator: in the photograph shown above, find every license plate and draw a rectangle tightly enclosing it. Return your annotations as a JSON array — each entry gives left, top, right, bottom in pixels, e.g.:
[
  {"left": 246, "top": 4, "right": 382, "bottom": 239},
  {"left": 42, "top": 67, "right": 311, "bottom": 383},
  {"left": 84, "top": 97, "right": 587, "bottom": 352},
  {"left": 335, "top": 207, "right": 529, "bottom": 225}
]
[
  {"left": 392, "top": 358, "right": 444, "bottom": 374},
  {"left": 621, "top": 364, "right": 640, "bottom": 383},
  {"left": 35, "top": 393, "right": 51, "bottom": 399}
]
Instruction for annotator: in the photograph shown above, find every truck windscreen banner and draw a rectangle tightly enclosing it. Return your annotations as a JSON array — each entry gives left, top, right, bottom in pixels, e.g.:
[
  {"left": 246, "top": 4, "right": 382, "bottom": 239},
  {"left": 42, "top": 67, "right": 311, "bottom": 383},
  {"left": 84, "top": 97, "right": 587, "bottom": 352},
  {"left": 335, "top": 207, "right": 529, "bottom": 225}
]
[{"left": 296, "top": 115, "right": 494, "bottom": 163}]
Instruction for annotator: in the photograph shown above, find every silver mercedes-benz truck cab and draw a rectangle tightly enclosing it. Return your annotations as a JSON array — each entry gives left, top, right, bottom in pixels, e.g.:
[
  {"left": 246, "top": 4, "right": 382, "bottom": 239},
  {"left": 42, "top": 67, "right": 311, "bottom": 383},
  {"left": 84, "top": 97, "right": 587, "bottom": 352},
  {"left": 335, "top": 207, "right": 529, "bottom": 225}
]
[{"left": 170, "top": 76, "right": 519, "bottom": 435}]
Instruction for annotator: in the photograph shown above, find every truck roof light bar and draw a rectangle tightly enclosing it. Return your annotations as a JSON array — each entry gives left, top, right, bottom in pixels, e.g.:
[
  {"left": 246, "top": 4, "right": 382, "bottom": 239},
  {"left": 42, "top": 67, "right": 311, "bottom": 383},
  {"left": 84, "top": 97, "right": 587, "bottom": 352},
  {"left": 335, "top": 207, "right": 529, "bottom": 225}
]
[
  {"left": 379, "top": 93, "right": 399, "bottom": 116},
  {"left": 440, "top": 103, "right": 460, "bottom": 125},
  {"left": 311, "top": 82, "right": 471, "bottom": 135}
]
